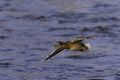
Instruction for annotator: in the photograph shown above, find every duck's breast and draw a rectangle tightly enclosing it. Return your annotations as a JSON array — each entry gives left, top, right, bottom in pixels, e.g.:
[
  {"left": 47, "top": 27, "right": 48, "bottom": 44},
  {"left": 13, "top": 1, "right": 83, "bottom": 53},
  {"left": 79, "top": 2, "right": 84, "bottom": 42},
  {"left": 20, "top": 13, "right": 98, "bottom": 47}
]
[{"left": 69, "top": 43, "right": 83, "bottom": 51}]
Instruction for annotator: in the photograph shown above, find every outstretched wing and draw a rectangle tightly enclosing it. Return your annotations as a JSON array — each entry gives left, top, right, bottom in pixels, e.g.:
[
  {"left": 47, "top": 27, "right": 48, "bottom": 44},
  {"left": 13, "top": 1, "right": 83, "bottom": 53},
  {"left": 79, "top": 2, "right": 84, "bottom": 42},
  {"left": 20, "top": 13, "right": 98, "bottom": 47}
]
[
  {"left": 70, "top": 36, "right": 94, "bottom": 43},
  {"left": 70, "top": 38, "right": 83, "bottom": 43},
  {"left": 70, "top": 37, "right": 85, "bottom": 43},
  {"left": 42, "top": 47, "right": 65, "bottom": 62}
]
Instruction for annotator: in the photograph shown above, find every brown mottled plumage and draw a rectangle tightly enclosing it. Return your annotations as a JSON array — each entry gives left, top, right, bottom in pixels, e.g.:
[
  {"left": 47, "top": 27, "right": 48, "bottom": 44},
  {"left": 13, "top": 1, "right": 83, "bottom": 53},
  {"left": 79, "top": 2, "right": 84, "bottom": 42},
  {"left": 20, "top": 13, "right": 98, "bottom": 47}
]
[{"left": 42, "top": 36, "right": 93, "bottom": 62}]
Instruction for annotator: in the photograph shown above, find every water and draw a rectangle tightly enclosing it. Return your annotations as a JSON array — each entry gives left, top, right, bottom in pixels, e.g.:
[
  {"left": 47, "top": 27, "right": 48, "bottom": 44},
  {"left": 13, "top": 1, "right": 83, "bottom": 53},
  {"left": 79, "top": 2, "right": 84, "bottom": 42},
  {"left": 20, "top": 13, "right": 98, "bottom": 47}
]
[{"left": 0, "top": 0, "right": 120, "bottom": 80}]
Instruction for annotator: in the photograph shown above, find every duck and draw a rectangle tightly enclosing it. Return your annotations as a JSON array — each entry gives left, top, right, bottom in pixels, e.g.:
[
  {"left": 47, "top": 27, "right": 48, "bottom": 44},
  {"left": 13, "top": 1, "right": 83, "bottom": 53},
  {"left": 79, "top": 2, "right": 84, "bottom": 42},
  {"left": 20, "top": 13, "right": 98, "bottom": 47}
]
[{"left": 42, "top": 36, "right": 94, "bottom": 62}]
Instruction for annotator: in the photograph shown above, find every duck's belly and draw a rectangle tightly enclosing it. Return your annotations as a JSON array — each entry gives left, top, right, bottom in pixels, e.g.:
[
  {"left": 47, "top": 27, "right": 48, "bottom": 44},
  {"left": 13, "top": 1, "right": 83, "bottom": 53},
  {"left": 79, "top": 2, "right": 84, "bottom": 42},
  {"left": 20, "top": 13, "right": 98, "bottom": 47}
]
[{"left": 69, "top": 44, "right": 83, "bottom": 51}]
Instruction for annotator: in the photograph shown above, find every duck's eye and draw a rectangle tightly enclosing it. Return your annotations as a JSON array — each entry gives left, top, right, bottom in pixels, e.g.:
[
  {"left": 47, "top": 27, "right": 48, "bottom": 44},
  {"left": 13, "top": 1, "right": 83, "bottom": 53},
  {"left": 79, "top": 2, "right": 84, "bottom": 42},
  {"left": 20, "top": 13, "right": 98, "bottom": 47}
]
[
  {"left": 54, "top": 41, "right": 63, "bottom": 47},
  {"left": 54, "top": 44, "right": 57, "bottom": 47}
]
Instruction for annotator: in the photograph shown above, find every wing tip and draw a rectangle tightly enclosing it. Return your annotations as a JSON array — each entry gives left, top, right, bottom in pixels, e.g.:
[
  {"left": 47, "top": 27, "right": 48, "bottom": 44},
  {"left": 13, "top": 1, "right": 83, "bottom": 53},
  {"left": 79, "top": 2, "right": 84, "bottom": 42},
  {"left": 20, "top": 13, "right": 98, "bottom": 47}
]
[
  {"left": 42, "top": 47, "right": 64, "bottom": 62},
  {"left": 42, "top": 59, "right": 46, "bottom": 62},
  {"left": 42, "top": 57, "right": 49, "bottom": 62}
]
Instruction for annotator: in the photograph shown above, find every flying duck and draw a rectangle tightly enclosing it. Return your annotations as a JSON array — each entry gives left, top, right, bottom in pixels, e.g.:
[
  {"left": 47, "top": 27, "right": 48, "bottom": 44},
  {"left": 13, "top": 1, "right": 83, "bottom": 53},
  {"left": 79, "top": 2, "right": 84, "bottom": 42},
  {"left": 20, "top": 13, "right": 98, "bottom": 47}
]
[{"left": 42, "top": 36, "right": 94, "bottom": 62}]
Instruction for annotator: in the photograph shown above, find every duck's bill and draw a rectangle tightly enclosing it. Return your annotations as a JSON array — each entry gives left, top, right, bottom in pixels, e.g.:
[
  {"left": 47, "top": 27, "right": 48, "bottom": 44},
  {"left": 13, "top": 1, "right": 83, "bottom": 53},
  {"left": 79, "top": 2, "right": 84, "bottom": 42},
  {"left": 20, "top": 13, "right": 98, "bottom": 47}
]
[{"left": 42, "top": 47, "right": 64, "bottom": 62}]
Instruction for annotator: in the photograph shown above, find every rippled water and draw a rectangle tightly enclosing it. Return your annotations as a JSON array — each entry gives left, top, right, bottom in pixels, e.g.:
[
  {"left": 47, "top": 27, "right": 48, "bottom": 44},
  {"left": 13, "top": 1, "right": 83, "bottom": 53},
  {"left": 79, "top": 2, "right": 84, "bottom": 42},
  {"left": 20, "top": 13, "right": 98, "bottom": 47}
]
[{"left": 0, "top": 0, "right": 120, "bottom": 80}]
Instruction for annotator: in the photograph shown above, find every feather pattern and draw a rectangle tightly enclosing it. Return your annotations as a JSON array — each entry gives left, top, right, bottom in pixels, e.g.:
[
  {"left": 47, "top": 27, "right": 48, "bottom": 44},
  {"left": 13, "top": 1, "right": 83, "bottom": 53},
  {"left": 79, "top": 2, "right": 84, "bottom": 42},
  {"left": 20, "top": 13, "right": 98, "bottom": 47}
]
[{"left": 42, "top": 47, "right": 64, "bottom": 62}]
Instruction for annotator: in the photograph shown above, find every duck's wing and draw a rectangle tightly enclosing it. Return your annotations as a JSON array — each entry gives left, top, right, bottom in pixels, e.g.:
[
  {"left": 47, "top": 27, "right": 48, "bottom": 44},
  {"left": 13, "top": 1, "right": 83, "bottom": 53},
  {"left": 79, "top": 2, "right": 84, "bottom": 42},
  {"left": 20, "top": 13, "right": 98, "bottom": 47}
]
[
  {"left": 70, "top": 36, "right": 94, "bottom": 43},
  {"left": 79, "top": 36, "right": 94, "bottom": 39},
  {"left": 42, "top": 47, "right": 65, "bottom": 62},
  {"left": 70, "top": 37, "right": 84, "bottom": 43}
]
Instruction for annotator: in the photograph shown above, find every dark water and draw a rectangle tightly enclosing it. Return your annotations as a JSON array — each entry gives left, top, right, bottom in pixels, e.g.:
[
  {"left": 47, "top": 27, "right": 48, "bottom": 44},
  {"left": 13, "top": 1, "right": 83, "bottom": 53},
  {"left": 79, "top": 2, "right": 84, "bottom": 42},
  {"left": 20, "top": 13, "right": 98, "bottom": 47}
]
[{"left": 0, "top": 0, "right": 120, "bottom": 80}]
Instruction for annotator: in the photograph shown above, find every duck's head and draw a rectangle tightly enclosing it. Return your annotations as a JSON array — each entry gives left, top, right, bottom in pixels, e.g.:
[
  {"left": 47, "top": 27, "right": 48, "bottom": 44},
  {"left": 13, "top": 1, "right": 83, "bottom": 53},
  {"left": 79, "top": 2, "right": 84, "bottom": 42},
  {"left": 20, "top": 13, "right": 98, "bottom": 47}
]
[{"left": 54, "top": 41, "right": 64, "bottom": 48}]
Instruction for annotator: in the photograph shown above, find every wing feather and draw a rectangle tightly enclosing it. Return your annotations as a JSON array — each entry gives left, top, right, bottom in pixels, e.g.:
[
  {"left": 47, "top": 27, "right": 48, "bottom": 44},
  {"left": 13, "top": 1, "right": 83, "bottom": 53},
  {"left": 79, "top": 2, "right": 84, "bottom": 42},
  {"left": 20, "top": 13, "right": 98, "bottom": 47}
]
[{"left": 42, "top": 47, "right": 64, "bottom": 62}]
